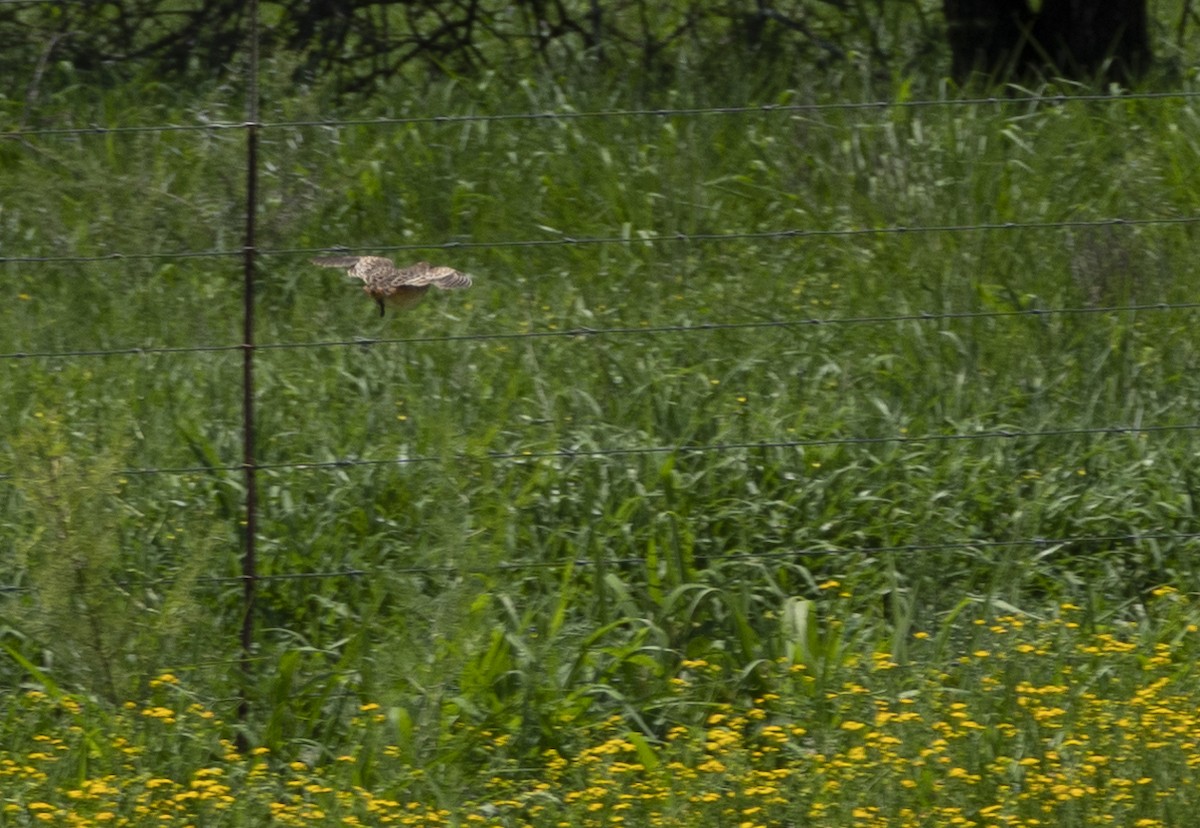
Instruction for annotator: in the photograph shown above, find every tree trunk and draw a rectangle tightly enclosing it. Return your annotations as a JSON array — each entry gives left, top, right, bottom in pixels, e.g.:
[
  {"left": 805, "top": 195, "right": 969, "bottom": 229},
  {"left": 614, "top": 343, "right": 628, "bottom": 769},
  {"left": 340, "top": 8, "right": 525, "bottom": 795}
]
[
  {"left": 943, "top": 0, "right": 1034, "bottom": 82},
  {"left": 944, "top": 0, "right": 1151, "bottom": 84},
  {"left": 1033, "top": 0, "right": 1150, "bottom": 83}
]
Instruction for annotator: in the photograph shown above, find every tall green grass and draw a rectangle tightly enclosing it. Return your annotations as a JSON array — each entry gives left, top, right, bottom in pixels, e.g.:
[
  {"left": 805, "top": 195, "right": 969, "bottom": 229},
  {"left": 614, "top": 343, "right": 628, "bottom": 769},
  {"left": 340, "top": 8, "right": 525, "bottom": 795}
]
[{"left": 3, "top": 57, "right": 1200, "bottom": 821}]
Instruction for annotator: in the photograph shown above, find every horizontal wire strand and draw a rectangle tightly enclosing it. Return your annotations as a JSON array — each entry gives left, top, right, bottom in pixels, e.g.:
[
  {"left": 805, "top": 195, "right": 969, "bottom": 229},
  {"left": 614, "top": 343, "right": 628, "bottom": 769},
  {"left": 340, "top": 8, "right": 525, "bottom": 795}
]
[
  {"left": 5, "top": 529, "right": 1196, "bottom": 596},
  {"left": 16, "top": 421, "right": 1188, "bottom": 481},
  {"left": 228, "top": 529, "right": 1200, "bottom": 582},
  {"left": 5, "top": 89, "right": 1200, "bottom": 139},
  {"left": 3, "top": 215, "right": 1199, "bottom": 266},
  {"left": 4, "top": 298, "right": 1199, "bottom": 363}
]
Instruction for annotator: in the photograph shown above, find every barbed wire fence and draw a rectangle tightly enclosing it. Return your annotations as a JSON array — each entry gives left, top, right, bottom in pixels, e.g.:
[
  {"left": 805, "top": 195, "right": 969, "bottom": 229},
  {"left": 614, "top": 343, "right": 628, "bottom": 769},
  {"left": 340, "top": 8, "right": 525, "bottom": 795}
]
[{"left": 4, "top": 6, "right": 1200, "bottom": 727}]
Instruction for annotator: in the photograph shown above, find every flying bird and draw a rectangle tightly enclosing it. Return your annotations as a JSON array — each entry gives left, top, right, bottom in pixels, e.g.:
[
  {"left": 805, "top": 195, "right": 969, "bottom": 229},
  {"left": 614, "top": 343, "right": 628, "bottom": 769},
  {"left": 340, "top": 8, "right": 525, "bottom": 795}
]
[{"left": 311, "top": 255, "right": 472, "bottom": 316}]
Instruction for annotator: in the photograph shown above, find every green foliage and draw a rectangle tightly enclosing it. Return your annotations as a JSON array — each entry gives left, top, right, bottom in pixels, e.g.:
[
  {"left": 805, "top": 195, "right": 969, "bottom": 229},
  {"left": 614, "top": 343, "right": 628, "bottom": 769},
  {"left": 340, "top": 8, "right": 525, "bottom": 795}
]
[
  {"left": 6, "top": 594, "right": 1200, "bottom": 825},
  {"left": 0, "top": 1, "right": 941, "bottom": 99},
  {"left": 4, "top": 405, "right": 216, "bottom": 703},
  {"left": 2, "top": 38, "right": 1200, "bottom": 822}
]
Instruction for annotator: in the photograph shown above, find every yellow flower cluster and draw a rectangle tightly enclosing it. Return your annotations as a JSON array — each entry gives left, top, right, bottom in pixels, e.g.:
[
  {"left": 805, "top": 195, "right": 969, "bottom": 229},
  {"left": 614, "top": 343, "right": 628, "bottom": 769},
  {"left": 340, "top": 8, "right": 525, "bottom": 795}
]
[{"left": 3, "top": 602, "right": 1200, "bottom": 826}]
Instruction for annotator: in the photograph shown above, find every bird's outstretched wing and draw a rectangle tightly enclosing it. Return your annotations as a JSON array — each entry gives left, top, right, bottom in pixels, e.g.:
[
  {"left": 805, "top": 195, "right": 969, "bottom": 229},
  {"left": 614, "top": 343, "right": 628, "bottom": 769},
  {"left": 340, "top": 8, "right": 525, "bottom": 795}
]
[{"left": 391, "top": 261, "right": 473, "bottom": 291}]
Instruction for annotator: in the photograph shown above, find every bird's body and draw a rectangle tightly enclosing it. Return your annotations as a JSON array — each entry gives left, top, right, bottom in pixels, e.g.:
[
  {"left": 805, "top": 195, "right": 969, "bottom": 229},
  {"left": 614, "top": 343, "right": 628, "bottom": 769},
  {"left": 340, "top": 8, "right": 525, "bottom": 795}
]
[{"left": 311, "top": 255, "right": 472, "bottom": 316}]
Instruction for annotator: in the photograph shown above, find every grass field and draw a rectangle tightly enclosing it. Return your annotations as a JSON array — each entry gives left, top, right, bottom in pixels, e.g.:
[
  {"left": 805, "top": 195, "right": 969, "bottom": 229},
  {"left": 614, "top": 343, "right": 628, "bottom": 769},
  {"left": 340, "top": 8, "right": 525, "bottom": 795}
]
[{"left": 3, "top": 44, "right": 1200, "bottom": 826}]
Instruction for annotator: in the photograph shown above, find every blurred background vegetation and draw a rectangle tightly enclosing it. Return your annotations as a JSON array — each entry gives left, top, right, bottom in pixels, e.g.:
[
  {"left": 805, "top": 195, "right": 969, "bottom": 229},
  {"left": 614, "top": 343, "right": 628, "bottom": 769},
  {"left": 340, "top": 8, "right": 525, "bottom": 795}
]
[
  {"left": 2, "top": 0, "right": 1187, "bottom": 107},
  {"left": 1, "top": 1, "right": 943, "bottom": 95},
  {"left": 3, "top": 1, "right": 1200, "bottom": 822}
]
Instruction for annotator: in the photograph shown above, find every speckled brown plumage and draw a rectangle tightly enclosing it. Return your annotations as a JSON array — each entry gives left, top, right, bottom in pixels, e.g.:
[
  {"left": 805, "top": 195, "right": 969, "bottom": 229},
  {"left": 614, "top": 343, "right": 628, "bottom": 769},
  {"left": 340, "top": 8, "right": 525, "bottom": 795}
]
[{"left": 311, "top": 255, "right": 472, "bottom": 316}]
